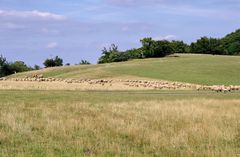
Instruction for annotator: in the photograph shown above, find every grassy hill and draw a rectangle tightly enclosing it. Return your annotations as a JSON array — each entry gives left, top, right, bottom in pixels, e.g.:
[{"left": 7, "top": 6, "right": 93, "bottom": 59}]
[
  {"left": 1, "top": 54, "right": 240, "bottom": 156},
  {"left": 10, "top": 54, "right": 240, "bottom": 85}
]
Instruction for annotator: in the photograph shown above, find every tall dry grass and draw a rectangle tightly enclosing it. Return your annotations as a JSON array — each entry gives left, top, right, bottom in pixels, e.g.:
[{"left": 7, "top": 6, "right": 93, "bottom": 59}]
[{"left": 0, "top": 96, "right": 239, "bottom": 156}]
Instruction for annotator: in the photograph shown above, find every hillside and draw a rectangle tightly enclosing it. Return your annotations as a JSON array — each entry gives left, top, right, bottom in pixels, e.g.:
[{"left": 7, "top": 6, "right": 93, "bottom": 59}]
[{"left": 10, "top": 54, "right": 240, "bottom": 85}]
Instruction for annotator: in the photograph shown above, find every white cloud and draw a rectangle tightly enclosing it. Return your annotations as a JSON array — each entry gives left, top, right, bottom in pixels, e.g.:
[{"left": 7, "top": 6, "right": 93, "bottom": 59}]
[
  {"left": 105, "top": 0, "right": 240, "bottom": 20},
  {"left": 121, "top": 26, "right": 130, "bottom": 32},
  {"left": 47, "top": 42, "right": 58, "bottom": 49},
  {"left": 153, "top": 35, "right": 177, "bottom": 41},
  {"left": 105, "top": 0, "right": 178, "bottom": 6},
  {"left": 41, "top": 28, "right": 60, "bottom": 35},
  {"left": 164, "top": 35, "right": 177, "bottom": 40},
  {"left": 1, "top": 22, "right": 25, "bottom": 29},
  {"left": 0, "top": 10, "right": 66, "bottom": 21}
]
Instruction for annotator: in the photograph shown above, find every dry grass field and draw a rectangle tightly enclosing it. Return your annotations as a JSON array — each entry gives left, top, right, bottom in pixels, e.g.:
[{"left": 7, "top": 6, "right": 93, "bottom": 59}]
[
  {"left": 0, "top": 79, "right": 198, "bottom": 91},
  {"left": 0, "top": 90, "right": 240, "bottom": 157},
  {"left": 1, "top": 54, "right": 240, "bottom": 156}
]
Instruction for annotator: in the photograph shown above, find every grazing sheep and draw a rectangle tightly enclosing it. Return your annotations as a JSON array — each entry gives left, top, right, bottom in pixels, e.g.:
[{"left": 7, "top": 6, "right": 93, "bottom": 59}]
[{"left": 6, "top": 76, "right": 239, "bottom": 92}]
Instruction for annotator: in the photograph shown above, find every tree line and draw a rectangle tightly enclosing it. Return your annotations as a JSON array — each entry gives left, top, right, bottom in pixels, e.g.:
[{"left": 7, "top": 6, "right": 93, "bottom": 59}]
[
  {"left": 98, "top": 29, "right": 240, "bottom": 63},
  {"left": 1, "top": 28, "right": 240, "bottom": 77},
  {"left": 0, "top": 55, "right": 91, "bottom": 77},
  {"left": 0, "top": 55, "right": 33, "bottom": 77},
  {"left": 98, "top": 39, "right": 188, "bottom": 64}
]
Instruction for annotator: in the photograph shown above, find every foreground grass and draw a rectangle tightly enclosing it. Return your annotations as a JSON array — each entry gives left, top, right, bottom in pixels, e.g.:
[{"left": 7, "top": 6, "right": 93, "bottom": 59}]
[
  {"left": 10, "top": 54, "right": 240, "bottom": 85},
  {"left": 0, "top": 90, "right": 239, "bottom": 157}
]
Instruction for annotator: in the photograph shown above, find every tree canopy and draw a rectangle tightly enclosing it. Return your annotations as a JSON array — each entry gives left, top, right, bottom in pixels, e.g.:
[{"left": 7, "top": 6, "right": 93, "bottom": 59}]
[
  {"left": 98, "top": 29, "right": 240, "bottom": 64},
  {"left": 43, "top": 56, "right": 63, "bottom": 68},
  {"left": 0, "top": 55, "right": 32, "bottom": 77},
  {"left": 98, "top": 39, "right": 180, "bottom": 64}
]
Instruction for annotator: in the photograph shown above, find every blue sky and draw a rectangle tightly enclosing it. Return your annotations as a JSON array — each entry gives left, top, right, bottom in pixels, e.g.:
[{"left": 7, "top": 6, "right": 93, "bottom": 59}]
[{"left": 0, "top": 0, "right": 240, "bottom": 66}]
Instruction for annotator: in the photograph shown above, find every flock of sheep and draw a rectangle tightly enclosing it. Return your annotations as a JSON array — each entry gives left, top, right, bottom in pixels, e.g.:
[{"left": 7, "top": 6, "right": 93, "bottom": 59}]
[
  {"left": 1, "top": 74, "right": 240, "bottom": 92},
  {"left": 124, "top": 80, "right": 240, "bottom": 92}
]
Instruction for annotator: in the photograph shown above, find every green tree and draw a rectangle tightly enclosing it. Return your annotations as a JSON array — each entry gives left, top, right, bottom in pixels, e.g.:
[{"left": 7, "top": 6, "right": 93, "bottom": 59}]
[
  {"left": 152, "top": 40, "right": 173, "bottom": 57},
  {"left": 140, "top": 38, "right": 154, "bottom": 57},
  {"left": 125, "top": 48, "right": 144, "bottom": 59},
  {"left": 141, "top": 38, "right": 173, "bottom": 58},
  {"left": 190, "top": 37, "right": 210, "bottom": 54},
  {"left": 0, "top": 55, "right": 6, "bottom": 66},
  {"left": 79, "top": 60, "right": 91, "bottom": 65},
  {"left": 43, "top": 58, "right": 55, "bottom": 67},
  {"left": 9, "top": 61, "right": 30, "bottom": 73},
  {"left": 43, "top": 56, "right": 63, "bottom": 67},
  {"left": 219, "top": 29, "right": 240, "bottom": 55},
  {"left": 54, "top": 56, "right": 63, "bottom": 66},
  {"left": 98, "top": 44, "right": 119, "bottom": 64},
  {"left": 190, "top": 37, "right": 223, "bottom": 54},
  {"left": 227, "top": 41, "right": 240, "bottom": 55},
  {"left": 34, "top": 65, "right": 41, "bottom": 70},
  {"left": 1, "top": 55, "right": 32, "bottom": 77},
  {"left": 0, "top": 55, "right": 10, "bottom": 77},
  {"left": 171, "top": 41, "right": 188, "bottom": 53},
  {"left": 221, "top": 29, "right": 240, "bottom": 49},
  {"left": 108, "top": 52, "right": 129, "bottom": 62},
  {"left": 208, "top": 38, "right": 224, "bottom": 55}
]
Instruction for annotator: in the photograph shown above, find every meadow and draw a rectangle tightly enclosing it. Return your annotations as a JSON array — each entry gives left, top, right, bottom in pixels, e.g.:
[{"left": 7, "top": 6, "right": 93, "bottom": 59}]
[
  {"left": 1, "top": 54, "right": 240, "bottom": 156},
  {"left": 10, "top": 54, "right": 240, "bottom": 85},
  {"left": 0, "top": 90, "right": 239, "bottom": 157}
]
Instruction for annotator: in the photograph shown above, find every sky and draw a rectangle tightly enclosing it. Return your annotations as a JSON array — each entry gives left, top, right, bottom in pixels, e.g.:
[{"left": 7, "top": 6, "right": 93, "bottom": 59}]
[{"left": 0, "top": 0, "right": 240, "bottom": 66}]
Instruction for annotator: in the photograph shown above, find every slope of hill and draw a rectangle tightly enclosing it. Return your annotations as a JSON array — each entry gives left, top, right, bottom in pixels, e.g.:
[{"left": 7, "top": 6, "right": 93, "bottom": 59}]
[{"left": 9, "top": 54, "right": 240, "bottom": 85}]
